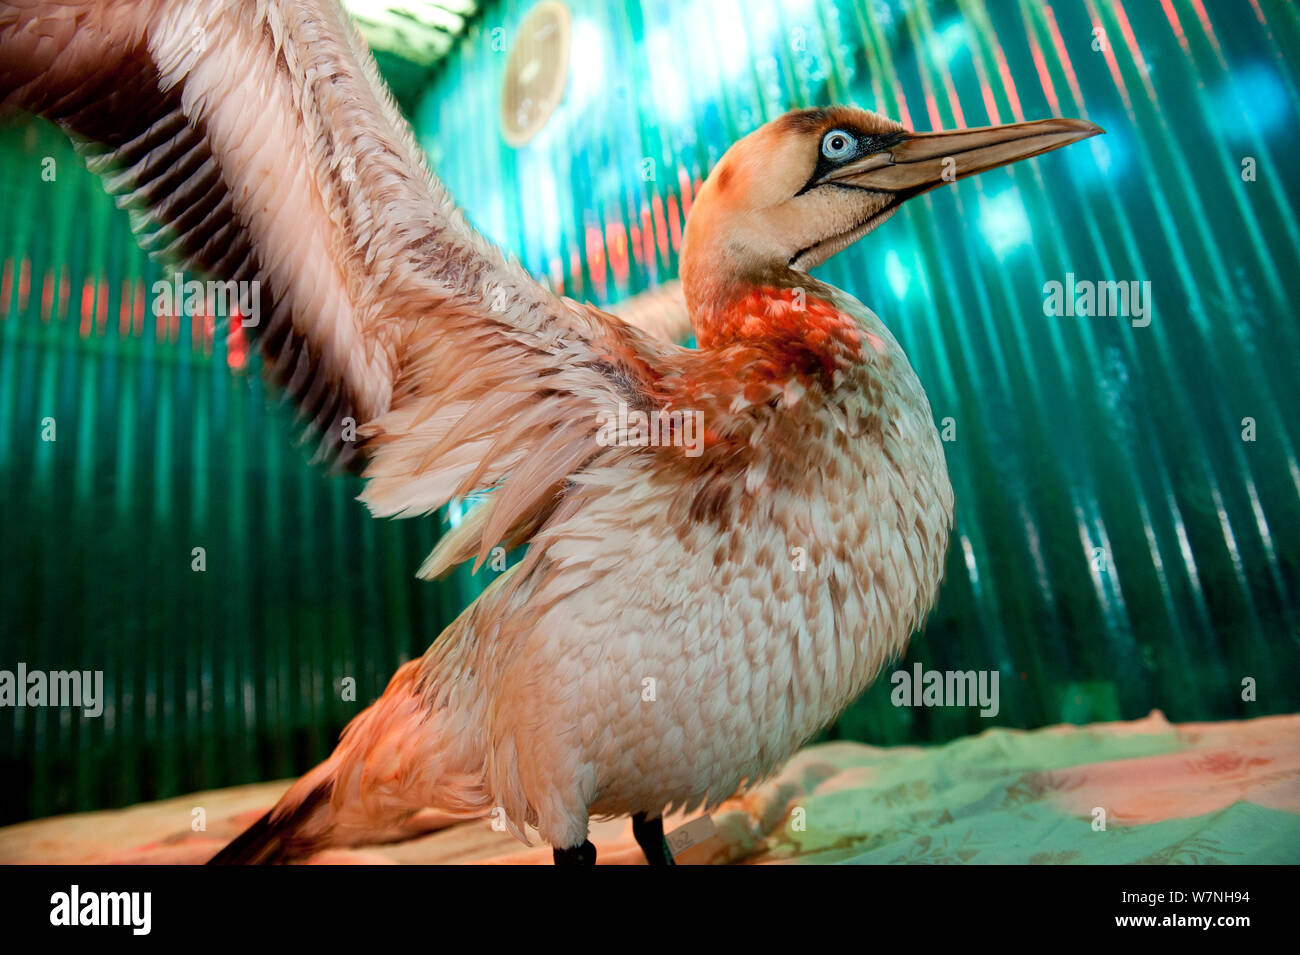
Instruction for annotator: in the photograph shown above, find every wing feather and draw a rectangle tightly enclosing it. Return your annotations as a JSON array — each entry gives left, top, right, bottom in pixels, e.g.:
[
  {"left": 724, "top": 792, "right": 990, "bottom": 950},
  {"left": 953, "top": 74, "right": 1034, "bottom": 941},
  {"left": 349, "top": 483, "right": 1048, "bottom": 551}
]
[{"left": 0, "top": 0, "right": 700, "bottom": 572}]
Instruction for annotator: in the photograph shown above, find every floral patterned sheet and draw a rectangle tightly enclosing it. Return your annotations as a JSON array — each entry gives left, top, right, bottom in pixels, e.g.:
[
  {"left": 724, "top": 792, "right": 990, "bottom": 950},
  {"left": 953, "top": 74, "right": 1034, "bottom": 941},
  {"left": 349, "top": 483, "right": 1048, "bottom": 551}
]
[
  {"left": 724, "top": 710, "right": 1300, "bottom": 864},
  {"left": 1, "top": 711, "right": 1296, "bottom": 864}
]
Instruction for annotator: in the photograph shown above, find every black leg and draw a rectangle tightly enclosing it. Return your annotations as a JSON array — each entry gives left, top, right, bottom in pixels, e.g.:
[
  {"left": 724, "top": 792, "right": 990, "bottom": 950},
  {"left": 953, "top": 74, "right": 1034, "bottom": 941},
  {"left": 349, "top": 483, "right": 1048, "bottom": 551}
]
[
  {"left": 632, "top": 813, "right": 675, "bottom": 866},
  {"left": 553, "top": 840, "right": 597, "bottom": 865}
]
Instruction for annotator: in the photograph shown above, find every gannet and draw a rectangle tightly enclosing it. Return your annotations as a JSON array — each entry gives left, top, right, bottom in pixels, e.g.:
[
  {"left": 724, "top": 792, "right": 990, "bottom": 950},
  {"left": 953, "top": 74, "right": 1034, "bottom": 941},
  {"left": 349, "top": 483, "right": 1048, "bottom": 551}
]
[{"left": 0, "top": 0, "right": 1100, "bottom": 864}]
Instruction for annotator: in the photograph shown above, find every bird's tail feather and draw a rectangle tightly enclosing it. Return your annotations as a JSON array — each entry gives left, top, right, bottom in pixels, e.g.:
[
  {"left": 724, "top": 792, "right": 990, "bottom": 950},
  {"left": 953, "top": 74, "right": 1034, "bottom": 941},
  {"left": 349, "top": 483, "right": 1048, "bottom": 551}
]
[
  {"left": 207, "top": 781, "right": 334, "bottom": 865},
  {"left": 208, "top": 654, "right": 493, "bottom": 864}
]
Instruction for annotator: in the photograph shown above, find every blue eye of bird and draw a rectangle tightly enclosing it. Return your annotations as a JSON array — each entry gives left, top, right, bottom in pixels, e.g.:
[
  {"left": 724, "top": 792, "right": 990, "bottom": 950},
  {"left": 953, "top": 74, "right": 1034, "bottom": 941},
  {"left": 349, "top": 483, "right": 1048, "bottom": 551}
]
[{"left": 821, "top": 129, "right": 856, "bottom": 161}]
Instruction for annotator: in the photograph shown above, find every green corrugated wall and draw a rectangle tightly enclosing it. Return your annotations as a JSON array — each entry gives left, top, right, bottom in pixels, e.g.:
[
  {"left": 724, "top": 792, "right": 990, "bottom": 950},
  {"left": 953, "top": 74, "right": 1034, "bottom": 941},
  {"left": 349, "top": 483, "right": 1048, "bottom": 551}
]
[{"left": 1, "top": 0, "right": 1297, "bottom": 824}]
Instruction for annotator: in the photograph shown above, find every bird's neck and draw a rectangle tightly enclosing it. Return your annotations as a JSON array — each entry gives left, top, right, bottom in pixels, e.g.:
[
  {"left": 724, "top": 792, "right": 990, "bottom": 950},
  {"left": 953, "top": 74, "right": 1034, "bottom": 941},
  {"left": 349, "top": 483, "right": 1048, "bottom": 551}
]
[{"left": 683, "top": 265, "right": 867, "bottom": 372}]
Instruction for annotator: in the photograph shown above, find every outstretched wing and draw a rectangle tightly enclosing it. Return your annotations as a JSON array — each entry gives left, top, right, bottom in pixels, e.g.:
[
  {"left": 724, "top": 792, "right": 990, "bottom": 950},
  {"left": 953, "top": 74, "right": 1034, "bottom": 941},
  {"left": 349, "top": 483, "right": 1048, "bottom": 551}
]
[{"left": 0, "top": 0, "right": 695, "bottom": 566}]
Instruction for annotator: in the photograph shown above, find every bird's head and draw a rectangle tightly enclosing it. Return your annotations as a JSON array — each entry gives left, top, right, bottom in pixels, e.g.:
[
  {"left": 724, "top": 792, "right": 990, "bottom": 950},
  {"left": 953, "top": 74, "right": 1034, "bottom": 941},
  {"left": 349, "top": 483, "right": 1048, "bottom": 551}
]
[{"left": 681, "top": 106, "right": 1102, "bottom": 342}]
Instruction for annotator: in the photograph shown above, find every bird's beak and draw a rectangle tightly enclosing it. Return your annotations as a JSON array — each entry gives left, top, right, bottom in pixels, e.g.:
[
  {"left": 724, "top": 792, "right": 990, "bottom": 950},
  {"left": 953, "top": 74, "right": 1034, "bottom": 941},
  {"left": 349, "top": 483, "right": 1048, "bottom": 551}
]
[{"left": 818, "top": 117, "right": 1103, "bottom": 195}]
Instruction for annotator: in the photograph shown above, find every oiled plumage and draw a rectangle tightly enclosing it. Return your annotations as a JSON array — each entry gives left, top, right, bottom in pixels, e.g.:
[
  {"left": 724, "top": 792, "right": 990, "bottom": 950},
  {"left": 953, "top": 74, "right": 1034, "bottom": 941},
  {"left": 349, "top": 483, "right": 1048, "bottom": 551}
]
[
  {"left": 1, "top": 0, "right": 971, "bottom": 859},
  {"left": 270, "top": 276, "right": 952, "bottom": 850}
]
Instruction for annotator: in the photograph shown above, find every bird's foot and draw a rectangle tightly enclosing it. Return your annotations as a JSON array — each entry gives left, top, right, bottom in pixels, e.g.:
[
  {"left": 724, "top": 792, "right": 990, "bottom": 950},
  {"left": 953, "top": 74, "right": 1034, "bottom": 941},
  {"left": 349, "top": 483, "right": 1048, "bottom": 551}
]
[
  {"left": 553, "top": 840, "right": 597, "bottom": 865},
  {"left": 632, "top": 813, "right": 675, "bottom": 866}
]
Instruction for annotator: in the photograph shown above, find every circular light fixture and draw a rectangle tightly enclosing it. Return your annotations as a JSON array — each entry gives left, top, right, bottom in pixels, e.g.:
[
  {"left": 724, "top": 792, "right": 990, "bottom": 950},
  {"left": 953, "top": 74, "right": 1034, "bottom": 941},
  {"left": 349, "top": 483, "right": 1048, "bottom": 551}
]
[{"left": 500, "top": 1, "right": 572, "bottom": 147}]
